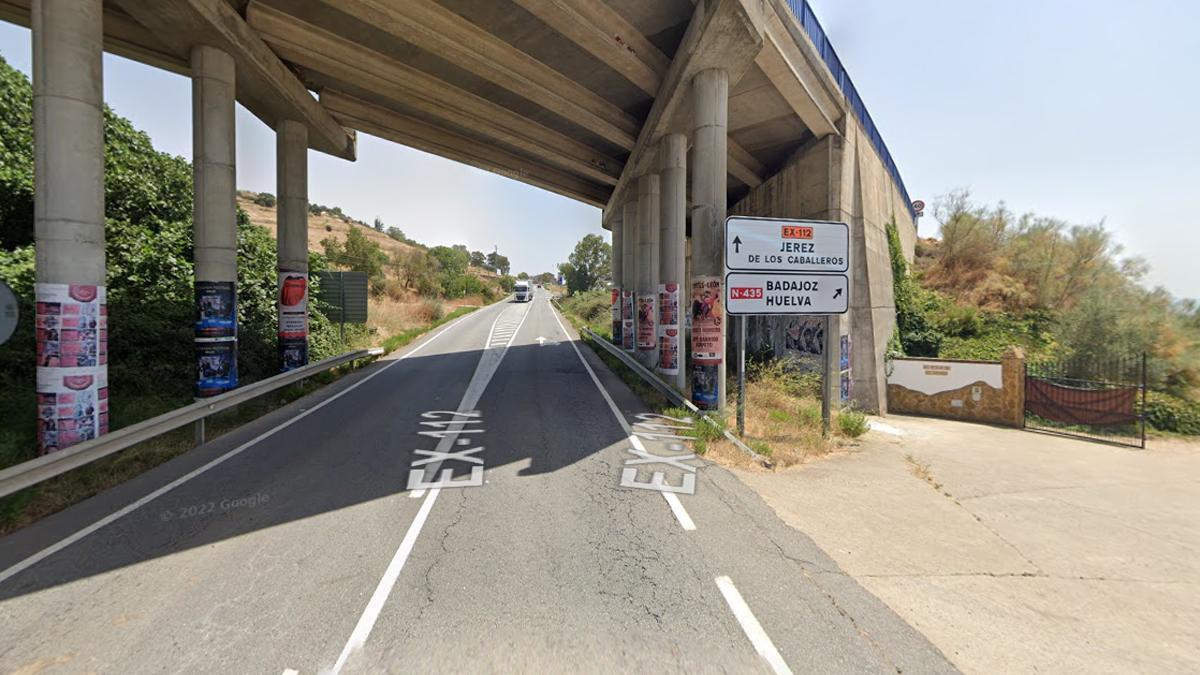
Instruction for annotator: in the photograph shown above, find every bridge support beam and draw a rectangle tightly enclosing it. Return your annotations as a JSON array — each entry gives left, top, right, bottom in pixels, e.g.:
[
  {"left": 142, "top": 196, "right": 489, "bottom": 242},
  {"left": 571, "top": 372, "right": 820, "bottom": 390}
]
[
  {"left": 636, "top": 173, "right": 660, "bottom": 369},
  {"left": 690, "top": 68, "right": 729, "bottom": 411},
  {"left": 276, "top": 120, "right": 309, "bottom": 372},
  {"left": 191, "top": 45, "right": 239, "bottom": 398},
  {"left": 659, "top": 134, "right": 687, "bottom": 391},
  {"left": 32, "top": 0, "right": 107, "bottom": 453},
  {"left": 621, "top": 198, "right": 638, "bottom": 353}
]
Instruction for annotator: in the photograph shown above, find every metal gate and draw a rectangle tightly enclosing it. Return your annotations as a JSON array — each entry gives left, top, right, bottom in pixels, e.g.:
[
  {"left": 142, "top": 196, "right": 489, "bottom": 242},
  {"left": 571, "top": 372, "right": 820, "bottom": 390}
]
[{"left": 1024, "top": 354, "right": 1146, "bottom": 448}]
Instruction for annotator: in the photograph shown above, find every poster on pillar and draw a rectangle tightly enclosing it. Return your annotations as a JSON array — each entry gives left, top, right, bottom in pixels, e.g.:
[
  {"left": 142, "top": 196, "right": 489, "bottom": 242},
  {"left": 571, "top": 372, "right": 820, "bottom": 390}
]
[
  {"left": 34, "top": 283, "right": 108, "bottom": 454},
  {"left": 691, "top": 277, "right": 723, "bottom": 410},
  {"left": 195, "top": 281, "right": 237, "bottom": 338},
  {"left": 610, "top": 288, "right": 622, "bottom": 345},
  {"left": 196, "top": 338, "right": 238, "bottom": 397},
  {"left": 658, "top": 283, "right": 680, "bottom": 375},
  {"left": 36, "top": 369, "right": 108, "bottom": 455},
  {"left": 637, "top": 295, "right": 657, "bottom": 351},
  {"left": 621, "top": 290, "right": 635, "bottom": 352},
  {"left": 278, "top": 271, "right": 309, "bottom": 372},
  {"left": 690, "top": 277, "right": 723, "bottom": 361}
]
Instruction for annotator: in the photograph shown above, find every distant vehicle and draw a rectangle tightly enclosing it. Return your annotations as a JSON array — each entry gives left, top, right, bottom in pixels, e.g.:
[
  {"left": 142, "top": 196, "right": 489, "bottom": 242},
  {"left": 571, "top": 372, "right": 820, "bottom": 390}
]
[{"left": 514, "top": 280, "right": 532, "bottom": 302}]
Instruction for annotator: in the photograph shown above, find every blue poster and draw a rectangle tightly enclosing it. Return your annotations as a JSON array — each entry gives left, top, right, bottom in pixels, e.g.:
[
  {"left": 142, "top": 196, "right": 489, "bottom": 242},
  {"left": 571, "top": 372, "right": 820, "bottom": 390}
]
[
  {"left": 692, "top": 362, "right": 720, "bottom": 410},
  {"left": 195, "top": 281, "right": 237, "bottom": 338},
  {"left": 840, "top": 334, "right": 850, "bottom": 371},
  {"left": 196, "top": 338, "right": 237, "bottom": 397}
]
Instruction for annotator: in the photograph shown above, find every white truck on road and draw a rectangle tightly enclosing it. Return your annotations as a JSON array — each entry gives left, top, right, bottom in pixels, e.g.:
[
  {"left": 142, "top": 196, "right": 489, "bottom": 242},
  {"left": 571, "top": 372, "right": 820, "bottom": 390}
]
[{"left": 514, "top": 280, "right": 532, "bottom": 302}]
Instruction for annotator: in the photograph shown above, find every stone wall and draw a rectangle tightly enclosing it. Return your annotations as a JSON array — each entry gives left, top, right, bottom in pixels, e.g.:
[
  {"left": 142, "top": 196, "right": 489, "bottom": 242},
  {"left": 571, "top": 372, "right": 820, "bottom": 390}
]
[{"left": 886, "top": 349, "right": 1026, "bottom": 427}]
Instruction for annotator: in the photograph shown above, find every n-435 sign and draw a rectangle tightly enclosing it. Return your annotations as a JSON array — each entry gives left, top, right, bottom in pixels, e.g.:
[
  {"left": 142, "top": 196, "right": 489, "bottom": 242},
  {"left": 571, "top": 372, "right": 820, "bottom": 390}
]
[
  {"left": 725, "top": 217, "right": 849, "bottom": 273},
  {"left": 725, "top": 272, "right": 848, "bottom": 316}
]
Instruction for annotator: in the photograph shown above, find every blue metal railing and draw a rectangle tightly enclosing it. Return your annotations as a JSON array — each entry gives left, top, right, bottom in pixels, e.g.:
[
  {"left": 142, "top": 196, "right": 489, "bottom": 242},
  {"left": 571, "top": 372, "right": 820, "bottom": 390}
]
[{"left": 783, "top": 0, "right": 916, "bottom": 221}]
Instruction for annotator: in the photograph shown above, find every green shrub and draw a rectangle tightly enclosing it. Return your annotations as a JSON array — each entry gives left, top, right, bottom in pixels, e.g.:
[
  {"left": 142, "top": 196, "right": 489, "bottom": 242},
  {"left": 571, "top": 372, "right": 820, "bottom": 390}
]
[
  {"left": 252, "top": 192, "right": 276, "bottom": 208},
  {"left": 1144, "top": 391, "right": 1200, "bottom": 435},
  {"left": 836, "top": 409, "right": 868, "bottom": 438}
]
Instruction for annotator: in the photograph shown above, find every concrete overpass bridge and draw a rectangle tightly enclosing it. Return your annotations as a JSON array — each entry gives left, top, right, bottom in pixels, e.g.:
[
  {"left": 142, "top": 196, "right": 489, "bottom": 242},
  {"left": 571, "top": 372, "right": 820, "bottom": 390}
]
[{"left": 2, "top": 0, "right": 917, "bottom": 452}]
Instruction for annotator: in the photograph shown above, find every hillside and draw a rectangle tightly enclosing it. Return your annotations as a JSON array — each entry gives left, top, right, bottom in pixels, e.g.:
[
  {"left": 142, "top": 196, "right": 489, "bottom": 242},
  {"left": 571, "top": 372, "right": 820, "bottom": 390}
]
[
  {"left": 237, "top": 191, "right": 418, "bottom": 260},
  {"left": 236, "top": 192, "right": 499, "bottom": 282},
  {"left": 890, "top": 192, "right": 1200, "bottom": 433},
  {"left": 236, "top": 192, "right": 508, "bottom": 342}
]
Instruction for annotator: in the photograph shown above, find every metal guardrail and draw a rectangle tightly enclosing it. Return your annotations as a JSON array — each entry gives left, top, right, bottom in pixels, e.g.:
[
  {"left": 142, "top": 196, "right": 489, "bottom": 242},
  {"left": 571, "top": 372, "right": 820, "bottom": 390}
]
[
  {"left": 781, "top": 0, "right": 917, "bottom": 222},
  {"left": 579, "top": 327, "right": 771, "bottom": 467},
  {"left": 0, "top": 347, "right": 384, "bottom": 499}
]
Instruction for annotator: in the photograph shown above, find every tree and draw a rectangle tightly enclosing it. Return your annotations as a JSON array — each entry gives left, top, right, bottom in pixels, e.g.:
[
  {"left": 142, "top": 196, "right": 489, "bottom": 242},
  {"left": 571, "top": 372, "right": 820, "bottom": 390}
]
[
  {"left": 428, "top": 245, "right": 470, "bottom": 276},
  {"left": 469, "top": 250, "right": 487, "bottom": 268},
  {"left": 560, "top": 233, "right": 611, "bottom": 294},
  {"left": 385, "top": 226, "right": 406, "bottom": 242},
  {"left": 373, "top": 216, "right": 384, "bottom": 232},
  {"left": 321, "top": 227, "right": 389, "bottom": 295},
  {"left": 517, "top": 272, "right": 529, "bottom": 280}
]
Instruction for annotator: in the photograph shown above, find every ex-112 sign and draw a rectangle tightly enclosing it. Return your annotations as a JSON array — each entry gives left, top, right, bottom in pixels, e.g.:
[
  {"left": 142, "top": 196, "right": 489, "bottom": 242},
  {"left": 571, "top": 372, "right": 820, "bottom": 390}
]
[
  {"left": 725, "top": 272, "right": 849, "bottom": 316},
  {"left": 725, "top": 217, "right": 849, "bottom": 273}
]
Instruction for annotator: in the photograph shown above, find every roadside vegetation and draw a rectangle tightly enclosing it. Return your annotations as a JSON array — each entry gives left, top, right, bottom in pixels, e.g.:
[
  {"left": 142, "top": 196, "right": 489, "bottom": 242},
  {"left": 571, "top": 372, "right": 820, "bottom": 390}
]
[
  {"left": 0, "top": 54, "right": 509, "bottom": 528},
  {"left": 891, "top": 190, "right": 1200, "bottom": 435}
]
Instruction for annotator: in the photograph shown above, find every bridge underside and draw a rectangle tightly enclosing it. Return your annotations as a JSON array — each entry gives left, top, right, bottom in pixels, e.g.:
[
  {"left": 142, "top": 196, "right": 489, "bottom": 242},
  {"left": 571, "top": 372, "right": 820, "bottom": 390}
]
[{"left": 3, "top": 0, "right": 916, "bottom": 449}]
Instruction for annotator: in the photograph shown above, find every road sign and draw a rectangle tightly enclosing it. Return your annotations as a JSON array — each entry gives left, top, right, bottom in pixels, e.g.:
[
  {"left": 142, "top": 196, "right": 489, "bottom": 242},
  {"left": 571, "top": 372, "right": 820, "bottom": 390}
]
[
  {"left": 725, "top": 216, "right": 848, "bottom": 273},
  {"left": 313, "top": 271, "right": 369, "bottom": 324},
  {"left": 724, "top": 272, "right": 848, "bottom": 316},
  {"left": 912, "top": 200, "right": 926, "bottom": 217},
  {"left": 0, "top": 282, "right": 16, "bottom": 346}
]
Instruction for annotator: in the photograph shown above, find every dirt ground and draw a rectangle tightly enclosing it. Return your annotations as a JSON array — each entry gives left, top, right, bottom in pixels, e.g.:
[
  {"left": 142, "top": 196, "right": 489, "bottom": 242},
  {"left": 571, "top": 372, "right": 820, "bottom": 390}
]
[{"left": 729, "top": 414, "right": 1200, "bottom": 674}]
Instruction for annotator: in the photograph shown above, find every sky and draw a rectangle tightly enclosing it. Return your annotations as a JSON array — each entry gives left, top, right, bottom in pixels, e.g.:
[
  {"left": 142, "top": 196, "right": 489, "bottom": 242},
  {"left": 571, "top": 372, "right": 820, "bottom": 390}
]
[{"left": 1, "top": 1, "right": 1198, "bottom": 298}]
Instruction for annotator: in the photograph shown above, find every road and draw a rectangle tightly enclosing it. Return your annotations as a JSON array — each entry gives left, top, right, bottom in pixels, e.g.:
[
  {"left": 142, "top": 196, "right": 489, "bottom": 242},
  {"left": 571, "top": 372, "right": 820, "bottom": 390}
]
[{"left": 0, "top": 290, "right": 956, "bottom": 674}]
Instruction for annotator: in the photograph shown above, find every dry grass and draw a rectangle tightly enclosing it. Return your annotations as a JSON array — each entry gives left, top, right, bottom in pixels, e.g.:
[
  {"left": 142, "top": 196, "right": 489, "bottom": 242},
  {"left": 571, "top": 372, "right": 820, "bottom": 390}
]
[
  {"left": 238, "top": 194, "right": 419, "bottom": 261},
  {"left": 905, "top": 453, "right": 945, "bottom": 492}
]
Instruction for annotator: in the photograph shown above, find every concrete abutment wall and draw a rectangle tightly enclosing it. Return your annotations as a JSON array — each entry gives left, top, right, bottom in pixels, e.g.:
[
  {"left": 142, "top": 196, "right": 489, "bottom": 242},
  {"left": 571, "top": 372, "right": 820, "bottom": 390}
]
[{"left": 731, "top": 115, "right": 917, "bottom": 414}]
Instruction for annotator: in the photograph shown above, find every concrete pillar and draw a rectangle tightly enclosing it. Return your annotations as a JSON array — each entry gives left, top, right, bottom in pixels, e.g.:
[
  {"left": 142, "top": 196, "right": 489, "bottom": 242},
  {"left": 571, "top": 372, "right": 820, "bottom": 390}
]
[
  {"left": 276, "top": 120, "right": 309, "bottom": 371},
  {"left": 610, "top": 215, "right": 623, "bottom": 345},
  {"left": 690, "top": 68, "right": 728, "bottom": 411},
  {"left": 191, "top": 46, "right": 239, "bottom": 397},
  {"left": 636, "top": 173, "right": 660, "bottom": 367},
  {"left": 621, "top": 198, "right": 638, "bottom": 352},
  {"left": 32, "top": 0, "right": 106, "bottom": 454},
  {"left": 659, "top": 134, "right": 687, "bottom": 390}
]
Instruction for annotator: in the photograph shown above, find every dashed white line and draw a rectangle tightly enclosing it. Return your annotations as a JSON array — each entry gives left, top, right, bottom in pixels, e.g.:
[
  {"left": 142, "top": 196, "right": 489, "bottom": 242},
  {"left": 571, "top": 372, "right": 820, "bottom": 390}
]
[
  {"left": 547, "top": 304, "right": 697, "bottom": 533},
  {"left": 0, "top": 306, "right": 488, "bottom": 587},
  {"left": 715, "top": 576, "right": 794, "bottom": 675}
]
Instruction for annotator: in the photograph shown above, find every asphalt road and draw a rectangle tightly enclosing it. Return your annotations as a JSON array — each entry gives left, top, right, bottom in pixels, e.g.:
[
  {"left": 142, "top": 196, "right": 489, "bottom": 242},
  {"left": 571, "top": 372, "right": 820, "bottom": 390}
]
[{"left": 0, "top": 290, "right": 957, "bottom": 674}]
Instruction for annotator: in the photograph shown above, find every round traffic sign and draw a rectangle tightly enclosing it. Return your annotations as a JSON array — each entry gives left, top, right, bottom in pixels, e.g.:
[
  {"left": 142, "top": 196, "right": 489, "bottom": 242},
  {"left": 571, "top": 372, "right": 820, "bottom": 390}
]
[
  {"left": 0, "top": 282, "right": 17, "bottom": 346},
  {"left": 912, "top": 200, "right": 926, "bottom": 216}
]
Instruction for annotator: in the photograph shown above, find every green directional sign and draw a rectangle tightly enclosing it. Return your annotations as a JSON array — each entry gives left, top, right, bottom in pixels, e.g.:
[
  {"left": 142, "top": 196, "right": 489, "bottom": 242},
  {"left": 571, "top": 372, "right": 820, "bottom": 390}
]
[{"left": 313, "top": 271, "right": 369, "bottom": 324}]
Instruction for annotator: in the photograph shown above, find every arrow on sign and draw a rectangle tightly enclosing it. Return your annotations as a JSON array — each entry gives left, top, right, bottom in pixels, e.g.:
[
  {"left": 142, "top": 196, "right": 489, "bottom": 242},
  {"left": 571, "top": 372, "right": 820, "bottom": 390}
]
[
  {"left": 732, "top": 236, "right": 742, "bottom": 253},
  {"left": 833, "top": 288, "right": 843, "bottom": 299}
]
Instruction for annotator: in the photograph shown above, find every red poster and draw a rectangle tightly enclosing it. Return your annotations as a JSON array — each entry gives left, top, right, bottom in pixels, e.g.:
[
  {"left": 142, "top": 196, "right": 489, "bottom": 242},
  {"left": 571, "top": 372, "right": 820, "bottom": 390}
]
[
  {"left": 690, "top": 276, "right": 723, "bottom": 363},
  {"left": 637, "top": 295, "right": 657, "bottom": 351}
]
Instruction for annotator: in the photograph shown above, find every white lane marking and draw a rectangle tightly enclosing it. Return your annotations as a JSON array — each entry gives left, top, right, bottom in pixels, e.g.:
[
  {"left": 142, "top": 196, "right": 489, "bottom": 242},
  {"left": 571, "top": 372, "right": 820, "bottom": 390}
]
[
  {"left": 663, "top": 493, "right": 696, "bottom": 530},
  {"left": 547, "top": 305, "right": 697, "bottom": 532},
  {"left": 715, "top": 576, "right": 793, "bottom": 675},
  {"left": 410, "top": 302, "right": 532, "bottom": 498},
  {"left": 330, "top": 487, "right": 441, "bottom": 675},
  {"left": 282, "top": 669, "right": 299, "bottom": 675},
  {"left": 0, "top": 305, "right": 492, "bottom": 587},
  {"left": 333, "top": 304, "right": 534, "bottom": 670}
]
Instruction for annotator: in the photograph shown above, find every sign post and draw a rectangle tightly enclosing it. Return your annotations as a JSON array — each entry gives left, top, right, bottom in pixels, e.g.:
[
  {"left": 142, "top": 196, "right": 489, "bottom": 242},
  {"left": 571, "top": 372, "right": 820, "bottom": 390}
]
[
  {"left": 724, "top": 216, "right": 851, "bottom": 438},
  {"left": 737, "top": 316, "right": 746, "bottom": 436}
]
